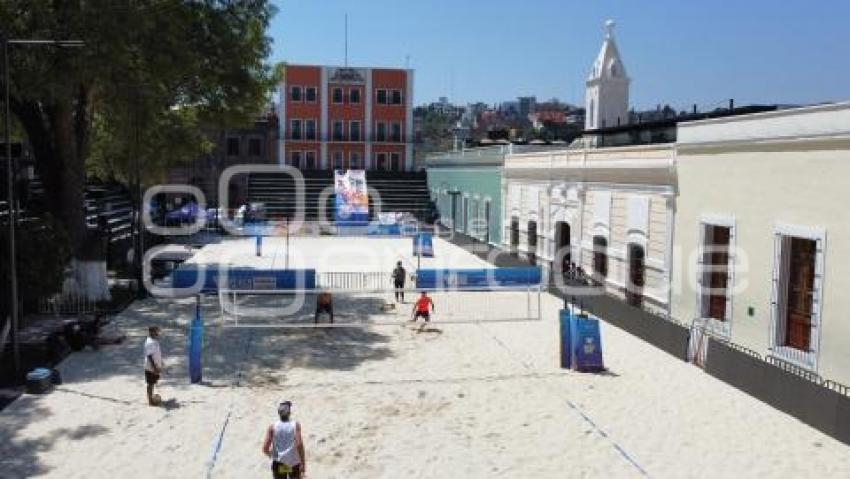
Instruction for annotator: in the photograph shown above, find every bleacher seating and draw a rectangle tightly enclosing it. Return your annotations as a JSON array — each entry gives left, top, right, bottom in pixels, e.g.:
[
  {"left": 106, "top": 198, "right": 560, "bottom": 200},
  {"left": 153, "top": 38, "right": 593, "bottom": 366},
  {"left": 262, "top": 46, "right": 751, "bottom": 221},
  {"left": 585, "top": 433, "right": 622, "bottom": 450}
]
[{"left": 246, "top": 170, "right": 433, "bottom": 221}]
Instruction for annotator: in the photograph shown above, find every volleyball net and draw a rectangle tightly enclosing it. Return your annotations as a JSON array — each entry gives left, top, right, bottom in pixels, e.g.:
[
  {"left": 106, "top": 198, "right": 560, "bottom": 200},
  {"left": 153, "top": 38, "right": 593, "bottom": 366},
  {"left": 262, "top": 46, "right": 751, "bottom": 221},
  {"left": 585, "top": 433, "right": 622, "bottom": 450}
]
[{"left": 211, "top": 267, "right": 543, "bottom": 328}]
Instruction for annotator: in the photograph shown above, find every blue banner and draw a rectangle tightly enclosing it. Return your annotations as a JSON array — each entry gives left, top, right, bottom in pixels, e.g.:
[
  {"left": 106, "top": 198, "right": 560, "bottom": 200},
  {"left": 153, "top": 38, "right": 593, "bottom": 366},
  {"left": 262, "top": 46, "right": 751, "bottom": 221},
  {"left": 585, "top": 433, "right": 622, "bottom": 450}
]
[
  {"left": 412, "top": 233, "right": 434, "bottom": 257},
  {"left": 415, "top": 267, "right": 541, "bottom": 289},
  {"left": 188, "top": 298, "right": 203, "bottom": 384},
  {"left": 335, "top": 170, "right": 369, "bottom": 226},
  {"left": 172, "top": 267, "right": 317, "bottom": 293},
  {"left": 570, "top": 315, "right": 604, "bottom": 372}
]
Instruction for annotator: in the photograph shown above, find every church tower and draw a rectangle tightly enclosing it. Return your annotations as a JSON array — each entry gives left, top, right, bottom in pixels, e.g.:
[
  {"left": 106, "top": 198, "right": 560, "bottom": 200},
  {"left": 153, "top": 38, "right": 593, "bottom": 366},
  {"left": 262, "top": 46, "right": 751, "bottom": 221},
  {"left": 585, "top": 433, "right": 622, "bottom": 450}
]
[{"left": 585, "top": 20, "right": 630, "bottom": 130}]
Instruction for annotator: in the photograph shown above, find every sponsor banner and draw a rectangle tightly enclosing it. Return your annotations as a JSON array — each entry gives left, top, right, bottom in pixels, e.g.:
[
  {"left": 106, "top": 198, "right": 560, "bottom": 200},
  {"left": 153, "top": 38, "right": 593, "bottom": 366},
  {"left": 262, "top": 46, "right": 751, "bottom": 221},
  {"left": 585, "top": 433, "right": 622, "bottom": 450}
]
[
  {"left": 335, "top": 169, "right": 369, "bottom": 226},
  {"left": 415, "top": 267, "right": 541, "bottom": 290},
  {"left": 412, "top": 233, "right": 434, "bottom": 257},
  {"left": 172, "top": 267, "right": 316, "bottom": 293}
]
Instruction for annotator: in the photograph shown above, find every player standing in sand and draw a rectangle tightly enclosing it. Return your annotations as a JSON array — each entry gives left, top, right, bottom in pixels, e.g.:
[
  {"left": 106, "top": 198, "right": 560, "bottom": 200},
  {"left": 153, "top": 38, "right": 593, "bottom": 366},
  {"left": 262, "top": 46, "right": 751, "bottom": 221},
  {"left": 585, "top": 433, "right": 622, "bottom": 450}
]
[
  {"left": 411, "top": 291, "right": 435, "bottom": 324},
  {"left": 263, "top": 400, "right": 307, "bottom": 478},
  {"left": 392, "top": 261, "right": 407, "bottom": 303},
  {"left": 143, "top": 326, "right": 164, "bottom": 406}
]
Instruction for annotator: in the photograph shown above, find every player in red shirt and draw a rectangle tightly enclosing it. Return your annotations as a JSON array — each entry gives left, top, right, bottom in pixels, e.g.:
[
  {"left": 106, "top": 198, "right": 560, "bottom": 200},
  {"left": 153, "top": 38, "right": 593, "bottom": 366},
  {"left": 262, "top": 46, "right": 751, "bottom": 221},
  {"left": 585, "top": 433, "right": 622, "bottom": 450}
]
[{"left": 411, "top": 292, "right": 435, "bottom": 323}]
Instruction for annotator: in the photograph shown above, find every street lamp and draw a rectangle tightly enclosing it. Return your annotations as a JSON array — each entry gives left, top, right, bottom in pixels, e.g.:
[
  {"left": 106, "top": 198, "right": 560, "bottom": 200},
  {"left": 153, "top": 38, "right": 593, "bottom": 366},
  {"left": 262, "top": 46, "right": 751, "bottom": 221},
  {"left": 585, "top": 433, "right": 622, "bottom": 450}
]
[{"left": 3, "top": 36, "right": 84, "bottom": 377}]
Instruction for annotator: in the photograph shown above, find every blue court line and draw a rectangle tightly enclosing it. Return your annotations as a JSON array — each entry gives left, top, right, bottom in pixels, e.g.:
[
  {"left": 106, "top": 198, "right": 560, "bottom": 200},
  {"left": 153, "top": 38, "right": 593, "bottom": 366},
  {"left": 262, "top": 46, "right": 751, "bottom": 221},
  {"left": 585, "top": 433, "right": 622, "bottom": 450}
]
[
  {"left": 205, "top": 329, "right": 257, "bottom": 478},
  {"left": 478, "top": 323, "right": 650, "bottom": 477}
]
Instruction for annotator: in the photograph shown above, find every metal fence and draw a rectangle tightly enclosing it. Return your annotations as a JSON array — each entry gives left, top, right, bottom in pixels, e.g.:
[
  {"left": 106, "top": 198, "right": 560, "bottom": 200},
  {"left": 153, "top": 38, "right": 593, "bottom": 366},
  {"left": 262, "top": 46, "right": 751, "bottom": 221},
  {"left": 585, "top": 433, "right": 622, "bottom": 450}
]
[
  {"left": 37, "top": 293, "right": 99, "bottom": 316},
  {"left": 317, "top": 271, "right": 393, "bottom": 291}
]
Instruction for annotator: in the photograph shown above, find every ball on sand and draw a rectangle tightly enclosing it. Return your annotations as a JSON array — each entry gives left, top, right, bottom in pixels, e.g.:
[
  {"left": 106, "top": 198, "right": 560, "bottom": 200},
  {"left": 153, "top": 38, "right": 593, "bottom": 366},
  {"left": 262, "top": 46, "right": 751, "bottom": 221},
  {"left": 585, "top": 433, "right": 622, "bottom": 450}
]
[{"left": 152, "top": 394, "right": 162, "bottom": 406}]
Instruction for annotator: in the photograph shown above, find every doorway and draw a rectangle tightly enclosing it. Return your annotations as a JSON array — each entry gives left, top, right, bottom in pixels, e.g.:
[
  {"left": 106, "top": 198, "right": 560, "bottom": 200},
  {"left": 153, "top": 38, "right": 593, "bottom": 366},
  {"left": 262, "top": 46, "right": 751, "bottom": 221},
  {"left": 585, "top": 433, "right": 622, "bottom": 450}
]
[
  {"left": 510, "top": 217, "right": 519, "bottom": 254},
  {"left": 527, "top": 220, "right": 538, "bottom": 265},
  {"left": 784, "top": 237, "right": 816, "bottom": 351},
  {"left": 626, "top": 243, "right": 645, "bottom": 307},
  {"left": 555, "top": 221, "right": 571, "bottom": 275}
]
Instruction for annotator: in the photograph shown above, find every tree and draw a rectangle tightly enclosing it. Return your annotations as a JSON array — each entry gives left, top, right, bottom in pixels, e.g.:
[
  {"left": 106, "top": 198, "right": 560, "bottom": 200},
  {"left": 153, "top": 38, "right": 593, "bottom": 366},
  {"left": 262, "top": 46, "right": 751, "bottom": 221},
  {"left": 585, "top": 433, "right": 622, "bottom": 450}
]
[{"left": 0, "top": 0, "right": 276, "bottom": 258}]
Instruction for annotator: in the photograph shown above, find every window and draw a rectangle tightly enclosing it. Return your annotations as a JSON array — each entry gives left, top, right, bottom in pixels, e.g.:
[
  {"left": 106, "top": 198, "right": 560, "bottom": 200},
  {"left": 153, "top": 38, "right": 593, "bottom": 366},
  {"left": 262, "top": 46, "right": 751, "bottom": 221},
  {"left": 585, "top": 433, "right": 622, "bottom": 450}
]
[
  {"left": 305, "top": 87, "right": 317, "bottom": 102},
  {"left": 248, "top": 138, "right": 262, "bottom": 157},
  {"left": 349, "top": 152, "right": 361, "bottom": 169},
  {"left": 290, "top": 119, "right": 302, "bottom": 140},
  {"left": 376, "top": 122, "right": 387, "bottom": 142},
  {"left": 700, "top": 224, "right": 732, "bottom": 321},
  {"left": 332, "top": 87, "right": 343, "bottom": 104},
  {"left": 391, "top": 122, "right": 402, "bottom": 142},
  {"left": 226, "top": 138, "right": 240, "bottom": 156},
  {"left": 390, "top": 152, "right": 401, "bottom": 171},
  {"left": 332, "top": 151, "right": 344, "bottom": 170},
  {"left": 375, "top": 152, "right": 387, "bottom": 170},
  {"left": 332, "top": 121, "right": 344, "bottom": 141},
  {"left": 770, "top": 226, "right": 825, "bottom": 370},
  {"left": 391, "top": 89, "right": 403, "bottom": 105},
  {"left": 290, "top": 86, "right": 302, "bottom": 102},
  {"left": 592, "top": 236, "right": 608, "bottom": 280},
  {"left": 290, "top": 151, "right": 302, "bottom": 168},
  {"left": 349, "top": 121, "right": 362, "bottom": 142},
  {"left": 305, "top": 119, "right": 317, "bottom": 140},
  {"left": 304, "top": 151, "right": 316, "bottom": 169},
  {"left": 349, "top": 88, "right": 361, "bottom": 104},
  {"left": 376, "top": 89, "right": 388, "bottom": 105},
  {"left": 626, "top": 243, "right": 645, "bottom": 307},
  {"left": 510, "top": 217, "right": 519, "bottom": 252}
]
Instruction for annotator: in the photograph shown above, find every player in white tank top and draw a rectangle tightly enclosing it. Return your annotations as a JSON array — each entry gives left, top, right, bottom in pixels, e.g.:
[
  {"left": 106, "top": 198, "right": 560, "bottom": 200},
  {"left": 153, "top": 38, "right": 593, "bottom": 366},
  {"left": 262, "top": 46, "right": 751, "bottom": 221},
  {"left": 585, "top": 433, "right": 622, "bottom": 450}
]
[{"left": 263, "top": 400, "right": 306, "bottom": 478}]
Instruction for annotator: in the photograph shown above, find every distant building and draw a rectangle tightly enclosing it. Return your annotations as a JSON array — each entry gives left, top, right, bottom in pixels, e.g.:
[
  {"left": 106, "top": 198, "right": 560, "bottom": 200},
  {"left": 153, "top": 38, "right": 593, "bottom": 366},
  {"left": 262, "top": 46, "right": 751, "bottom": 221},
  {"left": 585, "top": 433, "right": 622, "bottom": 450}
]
[
  {"left": 518, "top": 96, "right": 537, "bottom": 118},
  {"left": 278, "top": 64, "right": 414, "bottom": 171}
]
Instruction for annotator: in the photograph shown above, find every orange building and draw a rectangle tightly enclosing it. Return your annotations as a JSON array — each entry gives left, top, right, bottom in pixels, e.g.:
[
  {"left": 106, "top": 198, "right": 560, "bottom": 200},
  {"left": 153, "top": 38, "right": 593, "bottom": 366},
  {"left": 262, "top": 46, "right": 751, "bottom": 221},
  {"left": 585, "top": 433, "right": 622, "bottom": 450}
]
[{"left": 278, "top": 64, "right": 414, "bottom": 171}]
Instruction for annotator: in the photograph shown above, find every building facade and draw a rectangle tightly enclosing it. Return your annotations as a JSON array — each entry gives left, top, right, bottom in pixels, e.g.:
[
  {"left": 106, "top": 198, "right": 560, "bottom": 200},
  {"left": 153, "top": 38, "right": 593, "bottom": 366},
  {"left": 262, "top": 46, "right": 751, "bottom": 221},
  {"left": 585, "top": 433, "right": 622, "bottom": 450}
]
[
  {"left": 502, "top": 145, "right": 676, "bottom": 315},
  {"left": 278, "top": 64, "right": 415, "bottom": 172},
  {"left": 426, "top": 147, "right": 508, "bottom": 245},
  {"left": 672, "top": 102, "right": 850, "bottom": 383}
]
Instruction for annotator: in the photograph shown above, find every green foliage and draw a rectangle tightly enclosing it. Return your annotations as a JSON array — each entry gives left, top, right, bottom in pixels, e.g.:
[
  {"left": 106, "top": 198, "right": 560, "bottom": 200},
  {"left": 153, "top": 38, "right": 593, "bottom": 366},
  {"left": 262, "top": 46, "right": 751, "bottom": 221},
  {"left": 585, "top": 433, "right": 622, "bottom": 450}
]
[
  {"left": 0, "top": 1, "right": 278, "bottom": 250},
  {"left": 0, "top": 215, "right": 70, "bottom": 312}
]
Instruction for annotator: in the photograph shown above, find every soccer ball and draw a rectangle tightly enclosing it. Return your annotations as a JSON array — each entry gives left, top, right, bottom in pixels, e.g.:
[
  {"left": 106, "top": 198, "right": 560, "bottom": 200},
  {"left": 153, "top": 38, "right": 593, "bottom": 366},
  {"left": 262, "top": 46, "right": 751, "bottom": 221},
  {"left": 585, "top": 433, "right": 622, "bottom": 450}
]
[{"left": 152, "top": 394, "right": 162, "bottom": 406}]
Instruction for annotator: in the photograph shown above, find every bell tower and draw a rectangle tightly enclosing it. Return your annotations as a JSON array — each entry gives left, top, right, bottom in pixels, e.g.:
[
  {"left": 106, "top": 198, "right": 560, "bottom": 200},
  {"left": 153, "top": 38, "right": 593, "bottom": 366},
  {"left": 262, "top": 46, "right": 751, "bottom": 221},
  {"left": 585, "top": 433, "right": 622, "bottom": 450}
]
[{"left": 585, "top": 20, "right": 630, "bottom": 130}]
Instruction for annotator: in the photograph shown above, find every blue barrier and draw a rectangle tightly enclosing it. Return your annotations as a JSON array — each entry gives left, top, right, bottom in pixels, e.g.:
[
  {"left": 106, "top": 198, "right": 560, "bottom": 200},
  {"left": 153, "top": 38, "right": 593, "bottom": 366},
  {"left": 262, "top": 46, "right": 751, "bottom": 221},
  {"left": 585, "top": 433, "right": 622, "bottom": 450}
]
[
  {"left": 415, "top": 267, "right": 541, "bottom": 290},
  {"left": 367, "top": 223, "right": 401, "bottom": 236},
  {"left": 172, "top": 267, "right": 317, "bottom": 293},
  {"left": 188, "top": 297, "right": 203, "bottom": 383},
  {"left": 412, "top": 233, "right": 434, "bottom": 257}
]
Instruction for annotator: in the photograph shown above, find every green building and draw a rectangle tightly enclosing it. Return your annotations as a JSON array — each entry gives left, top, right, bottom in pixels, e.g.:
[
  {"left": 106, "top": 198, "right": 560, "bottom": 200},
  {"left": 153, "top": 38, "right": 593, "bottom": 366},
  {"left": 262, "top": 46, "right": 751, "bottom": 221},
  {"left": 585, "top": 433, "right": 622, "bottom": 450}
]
[{"left": 425, "top": 147, "right": 508, "bottom": 246}]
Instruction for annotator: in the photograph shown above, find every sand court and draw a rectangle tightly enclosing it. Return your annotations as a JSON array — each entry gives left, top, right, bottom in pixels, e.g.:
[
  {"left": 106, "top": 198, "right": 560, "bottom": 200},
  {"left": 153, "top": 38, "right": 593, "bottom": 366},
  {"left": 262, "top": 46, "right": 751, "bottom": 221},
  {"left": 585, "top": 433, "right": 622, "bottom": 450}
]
[{"left": 2, "top": 236, "right": 850, "bottom": 478}]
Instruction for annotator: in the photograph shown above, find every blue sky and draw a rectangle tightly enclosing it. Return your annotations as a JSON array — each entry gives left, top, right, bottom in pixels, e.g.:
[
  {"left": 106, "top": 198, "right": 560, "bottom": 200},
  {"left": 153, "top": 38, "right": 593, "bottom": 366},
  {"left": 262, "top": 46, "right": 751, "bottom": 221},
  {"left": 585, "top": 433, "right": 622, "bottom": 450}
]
[{"left": 269, "top": 0, "right": 850, "bottom": 110}]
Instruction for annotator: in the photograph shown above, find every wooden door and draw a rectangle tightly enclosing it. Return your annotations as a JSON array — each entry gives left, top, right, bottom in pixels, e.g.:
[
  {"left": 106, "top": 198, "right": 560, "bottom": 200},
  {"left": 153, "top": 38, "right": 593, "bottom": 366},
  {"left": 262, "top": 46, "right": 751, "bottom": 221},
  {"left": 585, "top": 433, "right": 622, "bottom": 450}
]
[{"left": 785, "top": 238, "right": 816, "bottom": 350}]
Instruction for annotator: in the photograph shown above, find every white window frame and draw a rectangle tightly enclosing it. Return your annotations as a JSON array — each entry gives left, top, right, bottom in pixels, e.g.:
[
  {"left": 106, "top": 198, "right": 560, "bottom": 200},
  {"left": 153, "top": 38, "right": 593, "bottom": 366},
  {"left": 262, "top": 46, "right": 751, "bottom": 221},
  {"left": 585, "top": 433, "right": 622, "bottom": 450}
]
[
  {"left": 332, "top": 87, "right": 344, "bottom": 104},
  {"left": 391, "top": 89, "right": 403, "bottom": 105},
  {"left": 769, "top": 223, "right": 826, "bottom": 372},
  {"left": 332, "top": 120, "right": 344, "bottom": 141},
  {"left": 289, "top": 85, "right": 303, "bottom": 102},
  {"left": 304, "top": 119, "right": 317, "bottom": 141},
  {"left": 290, "top": 119, "right": 303, "bottom": 140},
  {"left": 375, "top": 152, "right": 388, "bottom": 170},
  {"left": 391, "top": 122, "right": 402, "bottom": 142},
  {"left": 349, "top": 87, "right": 361, "bottom": 104},
  {"left": 349, "top": 151, "right": 361, "bottom": 170},
  {"left": 695, "top": 214, "right": 736, "bottom": 338},
  {"left": 290, "top": 150, "right": 302, "bottom": 168},
  {"left": 349, "top": 121, "right": 362, "bottom": 142},
  {"left": 375, "top": 121, "right": 387, "bottom": 142},
  {"left": 390, "top": 152, "right": 401, "bottom": 171},
  {"left": 332, "top": 151, "right": 344, "bottom": 170},
  {"left": 376, "top": 88, "right": 388, "bottom": 105},
  {"left": 305, "top": 86, "right": 317, "bottom": 103},
  {"left": 304, "top": 151, "right": 316, "bottom": 169}
]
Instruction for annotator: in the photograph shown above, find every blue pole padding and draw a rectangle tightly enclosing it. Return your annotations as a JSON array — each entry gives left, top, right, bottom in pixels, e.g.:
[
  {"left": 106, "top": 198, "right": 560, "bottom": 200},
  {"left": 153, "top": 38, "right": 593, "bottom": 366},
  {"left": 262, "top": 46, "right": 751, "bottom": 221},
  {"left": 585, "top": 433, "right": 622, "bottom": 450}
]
[
  {"left": 189, "top": 297, "right": 203, "bottom": 384},
  {"left": 559, "top": 309, "right": 573, "bottom": 369}
]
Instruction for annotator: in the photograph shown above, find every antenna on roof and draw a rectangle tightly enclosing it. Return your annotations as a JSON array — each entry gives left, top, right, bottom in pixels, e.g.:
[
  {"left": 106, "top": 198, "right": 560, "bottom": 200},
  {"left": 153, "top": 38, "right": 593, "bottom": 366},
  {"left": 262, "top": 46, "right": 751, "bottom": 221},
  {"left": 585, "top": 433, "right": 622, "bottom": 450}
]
[{"left": 344, "top": 13, "right": 349, "bottom": 67}]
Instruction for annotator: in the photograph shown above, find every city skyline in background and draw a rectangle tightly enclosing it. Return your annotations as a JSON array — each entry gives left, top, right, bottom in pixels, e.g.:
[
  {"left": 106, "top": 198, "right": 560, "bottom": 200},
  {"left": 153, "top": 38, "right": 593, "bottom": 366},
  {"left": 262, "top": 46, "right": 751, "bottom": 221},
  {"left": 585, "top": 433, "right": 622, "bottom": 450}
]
[{"left": 269, "top": 0, "right": 850, "bottom": 110}]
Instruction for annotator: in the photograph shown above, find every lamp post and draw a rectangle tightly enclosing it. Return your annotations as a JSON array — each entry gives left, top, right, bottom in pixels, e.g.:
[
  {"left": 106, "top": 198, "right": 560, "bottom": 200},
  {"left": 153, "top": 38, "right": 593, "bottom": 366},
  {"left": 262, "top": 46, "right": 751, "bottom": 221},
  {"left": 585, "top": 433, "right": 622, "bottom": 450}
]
[{"left": 3, "top": 36, "right": 83, "bottom": 377}]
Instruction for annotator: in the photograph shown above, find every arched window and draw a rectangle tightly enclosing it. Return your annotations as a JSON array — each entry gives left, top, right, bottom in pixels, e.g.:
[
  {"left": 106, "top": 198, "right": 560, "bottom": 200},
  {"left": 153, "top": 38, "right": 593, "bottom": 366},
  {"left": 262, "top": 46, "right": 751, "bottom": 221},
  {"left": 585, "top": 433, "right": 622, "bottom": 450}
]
[{"left": 593, "top": 235, "right": 608, "bottom": 280}]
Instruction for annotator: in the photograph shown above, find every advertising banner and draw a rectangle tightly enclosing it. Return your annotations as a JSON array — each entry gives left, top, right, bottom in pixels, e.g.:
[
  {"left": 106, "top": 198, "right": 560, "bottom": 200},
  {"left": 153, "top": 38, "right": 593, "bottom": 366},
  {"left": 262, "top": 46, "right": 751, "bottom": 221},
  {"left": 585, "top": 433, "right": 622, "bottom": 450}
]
[{"left": 334, "top": 169, "right": 369, "bottom": 226}]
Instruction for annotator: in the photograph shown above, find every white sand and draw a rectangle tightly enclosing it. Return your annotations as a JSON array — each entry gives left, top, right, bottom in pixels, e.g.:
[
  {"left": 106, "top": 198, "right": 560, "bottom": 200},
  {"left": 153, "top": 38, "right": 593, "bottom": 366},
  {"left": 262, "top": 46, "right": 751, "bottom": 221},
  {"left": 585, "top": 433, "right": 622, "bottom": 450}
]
[{"left": 2, "top": 237, "right": 850, "bottom": 478}]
